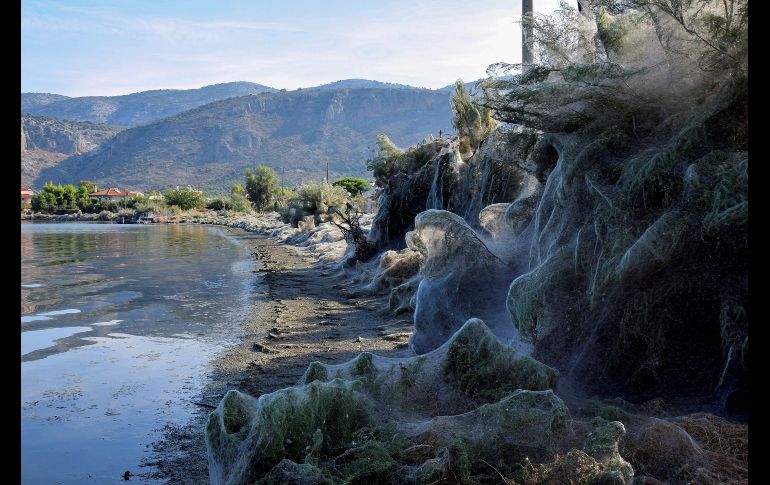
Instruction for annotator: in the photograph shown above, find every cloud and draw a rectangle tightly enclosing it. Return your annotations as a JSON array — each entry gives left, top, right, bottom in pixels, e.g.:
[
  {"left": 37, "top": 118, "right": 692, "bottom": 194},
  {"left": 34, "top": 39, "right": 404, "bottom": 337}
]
[{"left": 22, "top": 0, "right": 576, "bottom": 96}]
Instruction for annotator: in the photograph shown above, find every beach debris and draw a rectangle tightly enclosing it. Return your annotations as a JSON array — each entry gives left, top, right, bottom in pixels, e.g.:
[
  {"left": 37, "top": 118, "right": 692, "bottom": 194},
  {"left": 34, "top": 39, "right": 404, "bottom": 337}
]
[{"left": 251, "top": 342, "right": 279, "bottom": 354}]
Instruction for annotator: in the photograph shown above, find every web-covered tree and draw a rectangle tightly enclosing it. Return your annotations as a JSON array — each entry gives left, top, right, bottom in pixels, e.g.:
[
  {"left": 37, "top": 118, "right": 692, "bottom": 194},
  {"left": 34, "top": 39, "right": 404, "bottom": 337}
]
[{"left": 450, "top": 79, "right": 496, "bottom": 160}]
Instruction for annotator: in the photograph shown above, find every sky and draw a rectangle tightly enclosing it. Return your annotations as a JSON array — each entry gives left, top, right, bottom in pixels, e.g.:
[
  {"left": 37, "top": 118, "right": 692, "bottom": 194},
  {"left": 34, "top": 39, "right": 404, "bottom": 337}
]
[{"left": 22, "top": 0, "right": 573, "bottom": 96}]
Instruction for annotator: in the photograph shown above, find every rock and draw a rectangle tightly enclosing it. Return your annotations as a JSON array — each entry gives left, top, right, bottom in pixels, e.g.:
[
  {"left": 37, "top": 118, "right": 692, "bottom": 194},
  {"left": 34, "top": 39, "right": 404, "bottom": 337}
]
[{"left": 251, "top": 342, "right": 278, "bottom": 354}]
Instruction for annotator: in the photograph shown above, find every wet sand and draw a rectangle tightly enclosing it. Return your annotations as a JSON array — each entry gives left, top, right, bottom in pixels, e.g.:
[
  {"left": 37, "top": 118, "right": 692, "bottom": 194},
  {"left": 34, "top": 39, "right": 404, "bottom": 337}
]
[{"left": 146, "top": 226, "right": 414, "bottom": 484}]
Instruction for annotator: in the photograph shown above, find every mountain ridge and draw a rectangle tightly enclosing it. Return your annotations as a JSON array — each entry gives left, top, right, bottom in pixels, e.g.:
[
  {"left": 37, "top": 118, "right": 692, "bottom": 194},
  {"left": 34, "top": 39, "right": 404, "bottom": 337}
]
[
  {"left": 33, "top": 87, "right": 455, "bottom": 191},
  {"left": 21, "top": 81, "right": 278, "bottom": 127}
]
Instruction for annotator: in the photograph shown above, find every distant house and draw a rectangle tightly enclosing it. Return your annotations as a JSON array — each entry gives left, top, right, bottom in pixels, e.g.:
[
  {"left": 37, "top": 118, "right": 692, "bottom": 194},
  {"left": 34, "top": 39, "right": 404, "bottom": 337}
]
[
  {"left": 90, "top": 187, "right": 144, "bottom": 203},
  {"left": 21, "top": 187, "right": 34, "bottom": 206}
]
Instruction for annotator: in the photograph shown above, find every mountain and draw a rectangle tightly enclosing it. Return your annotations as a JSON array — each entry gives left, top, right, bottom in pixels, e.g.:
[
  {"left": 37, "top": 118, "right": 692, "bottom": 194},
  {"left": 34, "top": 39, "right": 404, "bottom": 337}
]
[
  {"left": 22, "top": 115, "right": 123, "bottom": 186},
  {"left": 21, "top": 82, "right": 277, "bottom": 127},
  {"left": 21, "top": 93, "right": 71, "bottom": 113},
  {"left": 35, "top": 87, "right": 455, "bottom": 191},
  {"left": 311, "top": 79, "right": 420, "bottom": 90}
]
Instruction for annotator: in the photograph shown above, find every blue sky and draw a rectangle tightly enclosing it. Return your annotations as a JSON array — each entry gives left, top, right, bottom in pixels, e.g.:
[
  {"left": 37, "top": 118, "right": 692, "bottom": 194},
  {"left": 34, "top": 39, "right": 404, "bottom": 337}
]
[{"left": 22, "top": 0, "right": 571, "bottom": 96}]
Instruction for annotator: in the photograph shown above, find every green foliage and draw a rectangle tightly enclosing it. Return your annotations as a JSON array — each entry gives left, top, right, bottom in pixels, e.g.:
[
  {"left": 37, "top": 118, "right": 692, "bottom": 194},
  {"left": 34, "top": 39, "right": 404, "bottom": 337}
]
[
  {"left": 231, "top": 183, "right": 246, "bottom": 197},
  {"left": 253, "top": 380, "right": 371, "bottom": 471},
  {"left": 31, "top": 182, "right": 92, "bottom": 212},
  {"left": 206, "top": 189, "right": 251, "bottom": 212},
  {"left": 451, "top": 79, "right": 496, "bottom": 157},
  {"left": 245, "top": 165, "right": 279, "bottom": 211},
  {"left": 333, "top": 177, "right": 370, "bottom": 196},
  {"left": 443, "top": 319, "right": 559, "bottom": 400},
  {"left": 206, "top": 197, "right": 230, "bottom": 211},
  {"left": 78, "top": 180, "right": 98, "bottom": 194},
  {"left": 304, "top": 362, "right": 329, "bottom": 385},
  {"left": 31, "top": 191, "right": 57, "bottom": 212},
  {"left": 125, "top": 194, "right": 149, "bottom": 208},
  {"left": 366, "top": 134, "right": 404, "bottom": 188},
  {"left": 293, "top": 182, "right": 349, "bottom": 215},
  {"left": 163, "top": 187, "right": 206, "bottom": 210}
]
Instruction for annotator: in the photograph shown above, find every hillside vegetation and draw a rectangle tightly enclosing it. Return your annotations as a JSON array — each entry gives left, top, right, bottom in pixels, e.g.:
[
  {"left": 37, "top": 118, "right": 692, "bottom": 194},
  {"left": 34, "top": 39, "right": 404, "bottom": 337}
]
[{"left": 35, "top": 87, "right": 454, "bottom": 191}]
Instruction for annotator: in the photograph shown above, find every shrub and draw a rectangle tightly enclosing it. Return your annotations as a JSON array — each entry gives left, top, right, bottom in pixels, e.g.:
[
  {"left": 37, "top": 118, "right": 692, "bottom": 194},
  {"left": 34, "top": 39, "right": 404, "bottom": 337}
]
[
  {"left": 125, "top": 195, "right": 149, "bottom": 208},
  {"left": 133, "top": 203, "right": 157, "bottom": 218},
  {"left": 245, "top": 165, "right": 279, "bottom": 211},
  {"left": 229, "top": 192, "right": 251, "bottom": 213},
  {"left": 207, "top": 192, "right": 251, "bottom": 214},
  {"left": 206, "top": 197, "right": 230, "bottom": 211},
  {"left": 295, "top": 182, "right": 349, "bottom": 214},
  {"left": 278, "top": 183, "right": 349, "bottom": 225},
  {"left": 163, "top": 187, "right": 206, "bottom": 210}
]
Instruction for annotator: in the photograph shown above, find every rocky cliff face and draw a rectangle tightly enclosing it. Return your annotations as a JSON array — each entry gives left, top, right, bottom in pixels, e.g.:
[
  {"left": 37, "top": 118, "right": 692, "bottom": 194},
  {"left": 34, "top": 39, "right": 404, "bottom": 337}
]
[{"left": 21, "top": 115, "right": 122, "bottom": 186}]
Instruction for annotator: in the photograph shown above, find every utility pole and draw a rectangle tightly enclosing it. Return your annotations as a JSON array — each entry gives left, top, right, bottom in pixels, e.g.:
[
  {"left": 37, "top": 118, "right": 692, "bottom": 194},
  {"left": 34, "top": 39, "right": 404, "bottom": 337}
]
[
  {"left": 522, "top": 0, "right": 534, "bottom": 64},
  {"left": 281, "top": 167, "right": 285, "bottom": 191},
  {"left": 326, "top": 162, "right": 329, "bottom": 184}
]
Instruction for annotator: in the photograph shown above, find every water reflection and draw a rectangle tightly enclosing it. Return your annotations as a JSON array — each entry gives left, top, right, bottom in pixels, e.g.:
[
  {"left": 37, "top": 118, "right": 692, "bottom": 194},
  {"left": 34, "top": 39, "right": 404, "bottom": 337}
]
[{"left": 20, "top": 222, "right": 257, "bottom": 483}]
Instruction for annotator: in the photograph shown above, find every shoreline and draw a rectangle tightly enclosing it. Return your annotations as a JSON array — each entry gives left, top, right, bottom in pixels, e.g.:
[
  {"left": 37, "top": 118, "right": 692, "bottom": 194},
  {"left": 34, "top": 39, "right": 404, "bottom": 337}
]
[{"left": 142, "top": 217, "right": 412, "bottom": 483}]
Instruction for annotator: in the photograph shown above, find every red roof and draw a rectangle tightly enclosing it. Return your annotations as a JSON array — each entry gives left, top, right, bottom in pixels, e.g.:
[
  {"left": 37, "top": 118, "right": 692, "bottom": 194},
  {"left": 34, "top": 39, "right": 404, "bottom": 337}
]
[
  {"left": 90, "top": 188, "right": 125, "bottom": 197},
  {"left": 21, "top": 193, "right": 32, "bottom": 199}
]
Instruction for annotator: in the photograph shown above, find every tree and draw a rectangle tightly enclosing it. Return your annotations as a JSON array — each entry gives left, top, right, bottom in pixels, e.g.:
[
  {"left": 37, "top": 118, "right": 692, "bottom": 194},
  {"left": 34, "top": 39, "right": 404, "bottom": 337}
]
[
  {"left": 78, "top": 180, "right": 98, "bottom": 194},
  {"left": 366, "top": 134, "right": 404, "bottom": 188},
  {"left": 163, "top": 187, "right": 206, "bottom": 210},
  {"left": 332, "top": 177, "right": 370, "bottom": 196},
  {"left": 75, "top": 186, "right": 93, "bottom": 210},
  {"left": 61, "top": 184, "right": 78, "bottom": 209},
  {"left": 451, "top": 79, "right": 496, "bottom": 158},
  {"left": 31, "top": 192, "right": 56, "bottom": 212},
  {"left": 245, "top": 165, "right": 279, "bottom": 211}
]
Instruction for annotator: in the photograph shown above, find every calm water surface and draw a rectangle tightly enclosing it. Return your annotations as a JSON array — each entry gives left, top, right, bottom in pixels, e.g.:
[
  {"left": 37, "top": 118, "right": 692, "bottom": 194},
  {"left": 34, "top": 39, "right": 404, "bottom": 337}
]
[{"left": 21, "top": 223, "right": 258, "bottom": 484}]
